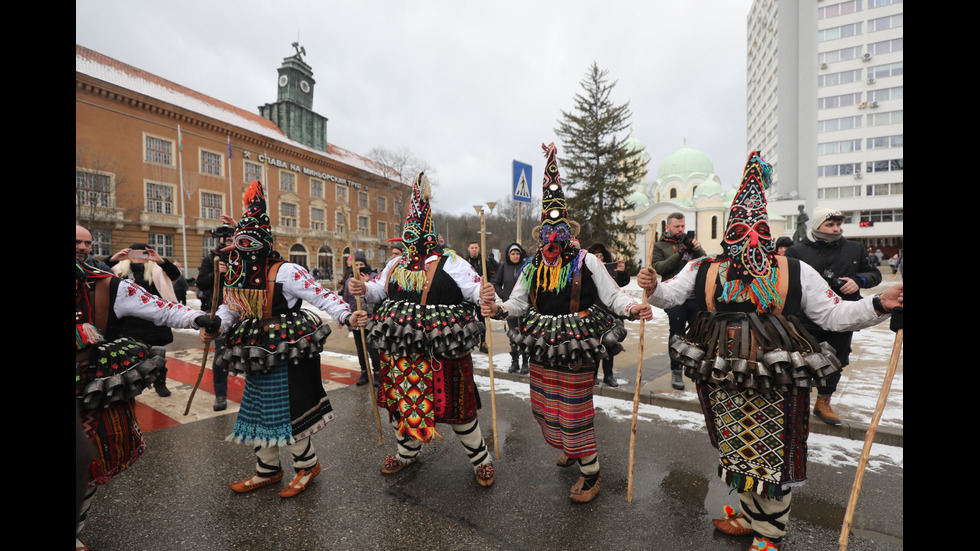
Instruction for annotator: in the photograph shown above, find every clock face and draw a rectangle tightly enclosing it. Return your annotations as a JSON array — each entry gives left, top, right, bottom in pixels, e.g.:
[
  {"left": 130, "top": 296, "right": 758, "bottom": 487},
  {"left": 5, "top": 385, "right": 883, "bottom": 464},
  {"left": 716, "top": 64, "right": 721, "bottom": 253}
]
[
  {"left": 278, "top": 75, "right": 288, "bottom": 87},
  {"left": 300, "top": 80, "right": 310, "bottom": 93}
]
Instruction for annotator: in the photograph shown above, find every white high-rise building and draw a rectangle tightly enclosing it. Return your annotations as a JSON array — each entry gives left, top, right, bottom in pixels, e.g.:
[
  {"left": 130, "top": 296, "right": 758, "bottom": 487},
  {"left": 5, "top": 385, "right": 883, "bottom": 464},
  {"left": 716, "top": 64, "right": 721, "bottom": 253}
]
[{"left": 746, "top": 0, "right": 902, "bottom": 256}]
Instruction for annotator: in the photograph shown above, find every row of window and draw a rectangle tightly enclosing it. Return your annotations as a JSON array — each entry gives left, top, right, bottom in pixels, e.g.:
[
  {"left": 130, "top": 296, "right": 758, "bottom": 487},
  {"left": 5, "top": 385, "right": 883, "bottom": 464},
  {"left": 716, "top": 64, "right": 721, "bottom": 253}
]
[
  {"left": 817, "top": 158, "right": 903, "bottom": 177},
  {"left": 85, "top": 228, "right": 395, "bottom": 273},
  {"left": 817, "top": 134, "right": 903, "bottom": 155},
  {"left": 141, "top": 135, "right": 402, "bottom": 215},
  {"left": 818, "top": 86, "right": 902, "bottom": 109},
  {"left": 818, "top": 62, "right": 903, "bottom": 88},
  {"left": 817, "top": 182, "right": 903, "bottom": 199},
  {"left": 818, "top": 0, "right": 904, "bottom": 21},
  {"left": 818, "top": 37, "right": 903, "bottom": 65},
  {"left": 76, "top": 170, "right": 403, "bottom": 240},
  {"left": 818, "top": 14, "right": 902, "bottom": 43}
]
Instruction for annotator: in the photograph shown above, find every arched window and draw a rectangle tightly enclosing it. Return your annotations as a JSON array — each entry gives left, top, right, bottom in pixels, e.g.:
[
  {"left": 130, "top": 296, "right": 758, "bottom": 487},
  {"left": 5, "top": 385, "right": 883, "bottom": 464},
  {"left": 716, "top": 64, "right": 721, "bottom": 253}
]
[
  {"left": 711, "top": 216, "right": 718, "bottom": 239},
  {"left": 318, "top": 245, "right": 334, "bottom": 279},
  {"left": 669, "top": 188, "right": 678, "bottom": 199},
  {"left": 289, "top": 244, "right": 308, "bottom": 268}
]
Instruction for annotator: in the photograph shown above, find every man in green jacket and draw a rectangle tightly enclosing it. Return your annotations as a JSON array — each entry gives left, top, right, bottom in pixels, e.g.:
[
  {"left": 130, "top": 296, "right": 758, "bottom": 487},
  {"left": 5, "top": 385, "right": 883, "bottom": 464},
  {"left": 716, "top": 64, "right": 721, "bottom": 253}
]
[{"left": 651, "top": 212, "right": 706, "bottom": 390}]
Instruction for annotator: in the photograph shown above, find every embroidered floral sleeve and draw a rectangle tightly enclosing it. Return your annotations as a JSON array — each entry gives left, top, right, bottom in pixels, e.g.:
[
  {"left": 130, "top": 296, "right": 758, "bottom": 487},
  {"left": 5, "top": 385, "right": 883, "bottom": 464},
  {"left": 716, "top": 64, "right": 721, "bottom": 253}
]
[
  {"left": 113, "top": 279, "right": 201, "bottom": 329},
  {"left": 279, "top": 263, "right": 352, "bottom": 324}
]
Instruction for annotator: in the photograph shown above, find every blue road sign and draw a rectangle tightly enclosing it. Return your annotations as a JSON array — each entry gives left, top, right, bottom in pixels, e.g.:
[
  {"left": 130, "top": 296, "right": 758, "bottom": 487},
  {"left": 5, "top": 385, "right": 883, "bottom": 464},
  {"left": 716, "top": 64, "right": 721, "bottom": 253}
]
[{"left": 513, "top": 161, "right": 532, "bottom": 203}]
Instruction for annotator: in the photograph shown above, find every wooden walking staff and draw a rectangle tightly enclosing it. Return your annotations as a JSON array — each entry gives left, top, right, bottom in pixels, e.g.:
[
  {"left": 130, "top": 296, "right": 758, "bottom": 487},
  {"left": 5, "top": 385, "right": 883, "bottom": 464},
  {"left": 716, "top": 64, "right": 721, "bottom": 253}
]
[
  {"left": 627, "top": 239, "right": 656, "bottom": 502},
  {"left": 474, "top": 203, "right": 501, "bottom": 460},
  {"left": 838, "top": 315, "right": 903, "bottom": 551},
  {"left": 342, "top": 202, "right": 385, "bottom": 446},
  {"left": 184, "top": 256, "right": 222, "bottom": 416}
]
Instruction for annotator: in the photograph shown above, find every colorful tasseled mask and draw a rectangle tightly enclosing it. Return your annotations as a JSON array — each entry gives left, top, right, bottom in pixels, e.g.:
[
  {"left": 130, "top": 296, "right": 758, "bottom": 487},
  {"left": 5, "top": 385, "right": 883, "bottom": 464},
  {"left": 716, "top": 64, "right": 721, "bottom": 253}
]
[
  {"left": 715, "top": 151, "right": 781, "bottom": 312},
  {"left": 389, "top": 172, "right": 438, "bottom": 292},
  {"left": 224, "top": 180, "right": 275, "bottom": 317}
]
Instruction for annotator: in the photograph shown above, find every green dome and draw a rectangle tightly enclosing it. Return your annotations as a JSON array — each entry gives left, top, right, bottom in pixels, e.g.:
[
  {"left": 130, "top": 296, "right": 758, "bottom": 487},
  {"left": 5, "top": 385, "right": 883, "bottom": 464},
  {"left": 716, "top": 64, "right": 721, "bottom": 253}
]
[
  {"left": 657, "top": 146, "right": 715, "bottom": 180},
  {"left": 623, "top": 134, "right": 646, "bottom": 154},
  {"left": 628, "top": 190, "right": 650, "bottom": 210},
  {"left": 694, "top": 178, "right": 722, "bottom": 197}
]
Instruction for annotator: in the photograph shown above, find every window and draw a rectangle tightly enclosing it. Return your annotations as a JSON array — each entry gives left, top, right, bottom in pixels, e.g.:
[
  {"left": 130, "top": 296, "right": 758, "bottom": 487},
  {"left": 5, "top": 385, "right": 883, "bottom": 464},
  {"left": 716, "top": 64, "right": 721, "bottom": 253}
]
[
  {"left": 818, "top": 92, "right": 861, "bottom": 110},
  {"left": 818, "top": 0, "right": 862, "bottom": 19},
  {"left": 866, "top": 182, "right": 903, "bottom": 196},
  {"left": 867, "top": 37, "right": 903, "bottom": 55},
  {"left": 378, "top": 221, "right": 387, "bottom": 240},
  {"left": 817, "top": 115, "right": 862, "bottom": 132},
  {"left": 866, "top": 135, "right": 903, "bottom": 150},
  {"left": 76, "top": 170, "right": 112, "bottom": 208},
  {"left": 818, "top": 139, "right": 862, "bottom": 155},
  {"left": 394, "top": 200, "right": 403, "bottom": 217},
  {"left": 860, "top": 209, "right": 903, "bottom": 223},
  {"left": 869, "top": 0, "right": 901, "bottom": 6},
  {"left": 280, "top": 171, "right": 296, "bottom": 192},
  {"left": 311, "top": 207, "right": 325, "bottom": 231},
  {"left": 817, "top": 163, "right": 861, "bottom": 177},
  {"left": 868, "top": 62, "right": 903, "bottom": 80},
  {"left": 817, "top": 185, "right": 861, "bottom": 199},
  {"left": 146, "top": 182, "right": 174, "bottom": 214},
  {"left": 818, "top": 22, "right": 862, "bottom": 42},
  {"left": 358, "top": 216, "right": 369, "bottom": 234},
  {"left": 818, "top": 69, "right": 862, "bottom": 88},
  {"left": 868, "top": 86, "right": 903, "bottom": 103},
  {"left": 144, "top": 135, "right": 173, "bottom": 165},
  {"left": 200, "top": 150, "right": 222, "bottom": 176},
  {"left": 377, "top": 196, "right": 387, "bottom": 212},
  {"left": 201, "top": 192, "right": 223, "bottom": 219},
  {"left": 335, "top": 211, "right": 346, "bottom": 234},
  {"left": 91, "top": 229, "right": 112, "bottom": 257},
  {"left": 336, "top": 185, "right": 348, "bottom": 204},
  {"left": 868, "top": 110, "right": 903, "bottom": 126},
  {"left": 280, "top": 202, "right": 298, "bottom": 227},
  {"left": 244, "top": 161, "right": 263, "bottom": 184},
  {"left": 359, "top": 191, "right": 369, "bottom": 209},
  {"left": 311, "top": 179, "right": 324, "bottom": 198},
  {"left": 818, "top": 45, "right": 863, "bottom": 65},
  {"left": 866, "top": 158, "right": 903, "bottom": 173},
  {"left": 148, "top": 233, "right": 174, "bottom": 258},
  {"left": 869, "top": 13, "right": 902, "bottom": 32}
]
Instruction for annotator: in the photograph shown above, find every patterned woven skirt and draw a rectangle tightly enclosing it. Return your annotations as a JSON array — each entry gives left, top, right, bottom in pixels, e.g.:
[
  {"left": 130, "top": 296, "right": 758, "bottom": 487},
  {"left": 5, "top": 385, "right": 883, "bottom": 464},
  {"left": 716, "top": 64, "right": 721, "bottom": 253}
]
[
  {"left": 378, "top": 352, "right": 480, "bottom": 443},
  {"left": 80, "top": 400, "right": 146, "bottom": 486},
  {"left": 697, "top": 382, "right": 810, "bottom": 500},
  {"left": 229, "top": 355, "right": 334, "bottom": 447},
  {"left": 529, "top": 362, "right": 598, "bottom": 458}
]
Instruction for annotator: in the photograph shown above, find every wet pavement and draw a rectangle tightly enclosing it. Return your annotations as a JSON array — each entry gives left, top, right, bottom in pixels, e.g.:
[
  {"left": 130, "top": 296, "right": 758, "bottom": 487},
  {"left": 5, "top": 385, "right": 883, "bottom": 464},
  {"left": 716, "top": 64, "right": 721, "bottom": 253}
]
[{"left": 79, "top": 278, "right": 902, "bottom": 550}]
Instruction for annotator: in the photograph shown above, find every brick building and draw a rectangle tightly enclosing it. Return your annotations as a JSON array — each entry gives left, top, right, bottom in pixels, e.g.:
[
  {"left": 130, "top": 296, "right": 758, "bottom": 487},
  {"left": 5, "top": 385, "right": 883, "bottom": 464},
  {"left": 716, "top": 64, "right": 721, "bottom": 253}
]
[{"left": 76, "top": 44, "right": 409, "bottom": 282}]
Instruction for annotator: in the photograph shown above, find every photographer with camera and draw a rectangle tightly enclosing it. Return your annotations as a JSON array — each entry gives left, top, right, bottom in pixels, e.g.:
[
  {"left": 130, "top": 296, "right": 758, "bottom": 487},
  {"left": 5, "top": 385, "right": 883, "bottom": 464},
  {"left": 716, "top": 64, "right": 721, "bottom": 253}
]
[
  {"left": 196, "top": 215, "right": 236, "bottom": 410},
  {"left": 652, "top": 212, "right": 706, "bottom": 390},
  {"left": 786, "top": 207, "right": 881, "bottom": 426}
]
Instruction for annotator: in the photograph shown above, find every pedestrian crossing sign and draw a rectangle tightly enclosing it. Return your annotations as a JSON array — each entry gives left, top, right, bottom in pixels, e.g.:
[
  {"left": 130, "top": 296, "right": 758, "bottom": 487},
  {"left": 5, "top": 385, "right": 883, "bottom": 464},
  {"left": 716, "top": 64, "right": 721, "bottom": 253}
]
[{"left": 513, "top": 161, "right": 532, "bottom": 203}]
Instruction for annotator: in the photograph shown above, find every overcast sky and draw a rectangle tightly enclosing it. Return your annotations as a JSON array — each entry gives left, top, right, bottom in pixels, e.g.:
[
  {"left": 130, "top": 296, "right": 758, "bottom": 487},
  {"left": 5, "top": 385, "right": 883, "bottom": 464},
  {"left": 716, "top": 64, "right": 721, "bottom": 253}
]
[{"left": 76, "top": 0, "right": 755, "bottom": 215}]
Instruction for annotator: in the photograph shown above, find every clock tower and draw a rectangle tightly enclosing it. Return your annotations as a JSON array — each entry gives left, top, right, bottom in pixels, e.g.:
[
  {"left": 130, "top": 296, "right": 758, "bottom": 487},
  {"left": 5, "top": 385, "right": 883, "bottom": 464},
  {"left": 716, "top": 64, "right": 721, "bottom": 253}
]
[{"left": 259, "top": 43, "right": 329, "bottom": 152}]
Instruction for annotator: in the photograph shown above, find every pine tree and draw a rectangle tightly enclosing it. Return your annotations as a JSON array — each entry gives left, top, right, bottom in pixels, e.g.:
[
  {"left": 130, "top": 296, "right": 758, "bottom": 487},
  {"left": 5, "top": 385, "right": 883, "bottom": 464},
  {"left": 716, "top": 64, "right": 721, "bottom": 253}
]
[{"left": 555, "top": 62, "right": 646, "bottom": 269}]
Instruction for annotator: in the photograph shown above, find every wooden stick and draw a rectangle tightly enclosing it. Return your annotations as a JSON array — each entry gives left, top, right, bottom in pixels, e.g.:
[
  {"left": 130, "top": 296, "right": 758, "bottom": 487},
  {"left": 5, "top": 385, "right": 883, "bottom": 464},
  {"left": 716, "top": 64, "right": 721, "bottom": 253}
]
[
  {"left": 184, "top": 256, "right": 221, "bottom": 416},
  {"left": 627, "top": 239, "right": 655, "bottom": 502},
  {"left": 342, "top": 203, "right": 385, "bottom": 446},
  {"left": 838, "top": 328, "right": 903, "bottom": 550},
  {"left": 477, "top": 208, "right": 501, "bottom": 460}
]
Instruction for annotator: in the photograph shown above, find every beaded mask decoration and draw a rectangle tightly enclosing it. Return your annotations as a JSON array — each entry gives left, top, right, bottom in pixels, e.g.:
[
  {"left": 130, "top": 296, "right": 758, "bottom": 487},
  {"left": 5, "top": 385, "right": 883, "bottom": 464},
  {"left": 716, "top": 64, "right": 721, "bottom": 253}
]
[{"left": 389, "top": 172, "right": 438, "bottom": 292}]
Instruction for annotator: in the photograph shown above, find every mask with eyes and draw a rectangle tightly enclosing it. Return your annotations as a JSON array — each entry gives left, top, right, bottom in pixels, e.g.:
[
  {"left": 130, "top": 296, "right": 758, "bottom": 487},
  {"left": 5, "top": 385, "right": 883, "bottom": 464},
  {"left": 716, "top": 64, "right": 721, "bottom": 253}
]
[
  {"left": 524, "top": 143, "right": 582, "bottom": 294},
  {"left": 224, "top": 180, "right": 276, "bottom": 316},
  {"left": 389, "top": 172, "right": 437, "bottom": 292},
  {"left": 715, "top": 152, "right": 782, "bottom": 313},
  {"left": 723, "top": 154, "right": 774, "bottom": 281}
]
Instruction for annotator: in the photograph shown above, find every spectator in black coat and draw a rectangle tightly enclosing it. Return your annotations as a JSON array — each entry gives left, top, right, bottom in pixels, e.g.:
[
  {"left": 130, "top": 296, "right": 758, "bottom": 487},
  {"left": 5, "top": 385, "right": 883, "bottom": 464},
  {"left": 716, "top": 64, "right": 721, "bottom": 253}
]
[
  {"left": 492, "top": 242, "right": 529, "bottom": 374},
  {"left": 586, "top": 243, "right": 630, "bottom": 388},
  {"left": 785, "top": 207, "right": 882, "bottom": 426}
]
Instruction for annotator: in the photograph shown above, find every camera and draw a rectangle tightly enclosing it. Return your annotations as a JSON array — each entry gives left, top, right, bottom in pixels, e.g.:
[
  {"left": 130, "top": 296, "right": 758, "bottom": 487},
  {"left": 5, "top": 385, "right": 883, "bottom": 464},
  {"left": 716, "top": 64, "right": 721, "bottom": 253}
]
[
  {"left": 211, "top": 224, "right": 235, "bottom": 239},
  {"left": 822, "top": 269, "right": 846, "bottom": 294}
]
